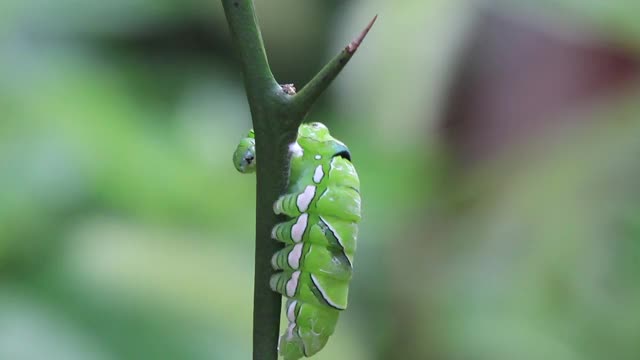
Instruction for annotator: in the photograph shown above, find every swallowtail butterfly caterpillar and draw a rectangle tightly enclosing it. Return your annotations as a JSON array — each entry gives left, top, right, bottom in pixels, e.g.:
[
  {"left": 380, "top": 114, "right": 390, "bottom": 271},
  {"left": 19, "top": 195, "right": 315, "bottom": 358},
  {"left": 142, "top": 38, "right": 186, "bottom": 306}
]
[{"left": 233, "top": 122, "right": 361, "bottom": 359}]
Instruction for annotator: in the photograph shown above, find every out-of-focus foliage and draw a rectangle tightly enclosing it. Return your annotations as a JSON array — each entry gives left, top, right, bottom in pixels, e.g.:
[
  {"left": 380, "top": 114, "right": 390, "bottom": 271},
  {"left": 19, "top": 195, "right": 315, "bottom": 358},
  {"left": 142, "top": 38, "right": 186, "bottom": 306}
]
[
  {"left": 1, "top": 0, "right": 640, "bottom": 359},
  {"left": 392, "top": 92, "right": 640, "bottom": 360}
]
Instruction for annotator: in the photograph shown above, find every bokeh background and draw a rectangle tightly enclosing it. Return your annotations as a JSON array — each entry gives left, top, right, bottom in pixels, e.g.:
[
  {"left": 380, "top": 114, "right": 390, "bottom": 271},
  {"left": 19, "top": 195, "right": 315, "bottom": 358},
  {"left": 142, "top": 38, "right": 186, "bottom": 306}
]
[{"left": 2, "top": 0, "right": 640, "bottom": 359}]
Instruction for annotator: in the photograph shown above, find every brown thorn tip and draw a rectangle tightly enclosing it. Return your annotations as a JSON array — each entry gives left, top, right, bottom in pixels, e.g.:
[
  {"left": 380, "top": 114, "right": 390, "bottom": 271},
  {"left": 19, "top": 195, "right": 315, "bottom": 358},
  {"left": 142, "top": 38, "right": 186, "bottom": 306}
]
[{"left": 346, "top": 14, "right": 378, "bottom": 54}]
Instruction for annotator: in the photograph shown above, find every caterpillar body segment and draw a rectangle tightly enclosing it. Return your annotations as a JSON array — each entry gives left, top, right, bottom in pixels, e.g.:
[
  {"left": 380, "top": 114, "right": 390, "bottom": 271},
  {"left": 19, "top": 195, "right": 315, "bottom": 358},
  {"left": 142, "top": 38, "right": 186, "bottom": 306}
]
[
  {"left": 271, "top": 214, "right": 357, "bottom": 265},
  {"left": 278, "top": 298, "right": 339, "bottom": 358},
  {"left": 269, "top": 271, "right": 349, "bottom": 310},
  {"left": 274, "top": 186, "right": 361, "bottom": 223},
  {"left": 271, "top": 243, "right": 353, "bottom": 281}
]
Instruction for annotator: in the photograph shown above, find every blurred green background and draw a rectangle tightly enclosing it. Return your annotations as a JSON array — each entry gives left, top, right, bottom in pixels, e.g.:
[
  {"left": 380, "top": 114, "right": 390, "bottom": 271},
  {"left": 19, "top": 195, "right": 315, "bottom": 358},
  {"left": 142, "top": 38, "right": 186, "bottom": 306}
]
[{"left": 2, "top": 0, "right": 640, "bottom": 359}]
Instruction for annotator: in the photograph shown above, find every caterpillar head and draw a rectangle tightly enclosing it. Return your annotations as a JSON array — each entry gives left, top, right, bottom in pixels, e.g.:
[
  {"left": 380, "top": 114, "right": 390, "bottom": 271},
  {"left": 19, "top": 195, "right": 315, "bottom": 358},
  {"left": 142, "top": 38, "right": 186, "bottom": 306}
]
[
  {"left": 298, "top": 122, "right": 351, "bottom": 161},
  {"left": 233, "top": 129, "right": 256, "bottom": 173}
]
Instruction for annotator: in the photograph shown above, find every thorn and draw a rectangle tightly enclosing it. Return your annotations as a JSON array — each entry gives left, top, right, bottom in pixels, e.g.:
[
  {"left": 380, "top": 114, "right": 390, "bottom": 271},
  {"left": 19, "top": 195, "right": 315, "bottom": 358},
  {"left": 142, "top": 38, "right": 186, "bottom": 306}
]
[{"left": 346, "top": 15, "right": 378, "bottom": 54}]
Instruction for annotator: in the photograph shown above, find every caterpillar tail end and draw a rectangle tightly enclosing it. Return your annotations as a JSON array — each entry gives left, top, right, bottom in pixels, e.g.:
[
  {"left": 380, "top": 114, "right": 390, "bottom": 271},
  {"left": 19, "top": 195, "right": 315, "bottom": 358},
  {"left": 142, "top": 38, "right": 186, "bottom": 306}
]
[
  {"left": 277, "top": 299, "right": 339, "bottom": 359},
  {"left": 278, "top": 323, "right": 330, "bottom": 360},
  {"left": 278, "top": 325, "right": 305, "bottom": 360}
]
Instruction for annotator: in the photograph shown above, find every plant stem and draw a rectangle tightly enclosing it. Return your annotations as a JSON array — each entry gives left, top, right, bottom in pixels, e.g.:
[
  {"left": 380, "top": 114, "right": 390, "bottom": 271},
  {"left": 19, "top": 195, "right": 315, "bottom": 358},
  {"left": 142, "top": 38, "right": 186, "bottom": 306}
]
[{"left": 220, "top": 2, "right": 376, "bottom": 359}]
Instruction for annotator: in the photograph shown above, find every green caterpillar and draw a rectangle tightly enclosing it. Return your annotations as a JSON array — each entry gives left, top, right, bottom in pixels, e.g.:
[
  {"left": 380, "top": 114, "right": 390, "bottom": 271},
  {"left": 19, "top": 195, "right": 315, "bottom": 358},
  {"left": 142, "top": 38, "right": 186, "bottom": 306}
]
[{"left": 233, "top": 122, "right": 361, "bottom": 359}]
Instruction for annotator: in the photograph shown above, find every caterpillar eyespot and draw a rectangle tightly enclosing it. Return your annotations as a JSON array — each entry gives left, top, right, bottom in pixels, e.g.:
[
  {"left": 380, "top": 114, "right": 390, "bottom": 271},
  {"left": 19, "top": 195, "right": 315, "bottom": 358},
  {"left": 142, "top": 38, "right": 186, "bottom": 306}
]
[{"left": 233, "top": 123, "right": 361, "bottom": 359}]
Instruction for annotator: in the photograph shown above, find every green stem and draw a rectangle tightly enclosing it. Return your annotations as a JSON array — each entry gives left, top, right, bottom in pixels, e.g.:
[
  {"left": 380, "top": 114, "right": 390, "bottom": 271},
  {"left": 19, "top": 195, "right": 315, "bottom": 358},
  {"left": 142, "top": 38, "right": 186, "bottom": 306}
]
[
  {"left": 221, "top": 0, "right": 277, "bottom": 98},
  {"left": 221, "top": 2, "right": 376, "bottom": 359}
]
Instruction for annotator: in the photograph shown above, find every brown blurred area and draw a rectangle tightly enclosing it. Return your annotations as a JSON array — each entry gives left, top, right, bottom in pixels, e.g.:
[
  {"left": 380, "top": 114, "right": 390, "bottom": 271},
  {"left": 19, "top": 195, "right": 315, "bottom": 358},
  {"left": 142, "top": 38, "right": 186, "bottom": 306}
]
[{"left": 442, "top": 5, "right": 640, "bottom": 166}]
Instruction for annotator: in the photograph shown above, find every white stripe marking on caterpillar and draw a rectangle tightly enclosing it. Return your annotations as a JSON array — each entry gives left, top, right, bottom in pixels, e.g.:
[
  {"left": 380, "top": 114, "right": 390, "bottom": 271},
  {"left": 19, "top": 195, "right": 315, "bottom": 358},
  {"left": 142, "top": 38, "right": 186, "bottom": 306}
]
[
  {"left": 313, "top": 165, "right": 324, "bottom": 183},
  {"left": 320, "top": 216, "right": 345, "bottom": 249},
  {"left": 286, "top": 271, "right": 301, "bottom": 297},
  {"left": 288, "top": 243, "right": 303, "bottom": 269},
  {"left": 311, "top": 274, "right": 345, "bottom": 310},
  {"left": 285, "top": 323, "right": 296, "bottom": 340},
  {"left": 296, "top": 185, "right": 315, "bottom": 212},
  {"left": 287, "top": 300, "right": 297, "bottom": 322},
  {"left": 289, "top": 142, "right": 303, "bottom": 158},
  {"left": 291, "top": 213, "right": 308, "bottom": 242}
]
